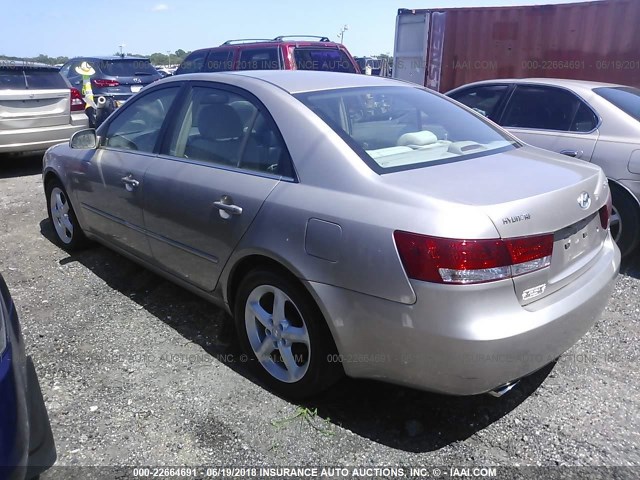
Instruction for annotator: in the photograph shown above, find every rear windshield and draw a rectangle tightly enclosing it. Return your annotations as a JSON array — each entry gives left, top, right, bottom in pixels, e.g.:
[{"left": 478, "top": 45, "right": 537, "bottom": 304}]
[
  {"left": 294, "top": 48, "right": 357, "bottom": 73},
  {"left": 594, "top": 86, "right": 640, "bottom": 122},
  {"left": 0, "top": 67, "right": 67, "bottom": 90},
  {"left": 295, "top": 86, "right": 518, "bottom": 173},
  {"left": 98, "top": 59, "right": 158, "bottom": 76}
]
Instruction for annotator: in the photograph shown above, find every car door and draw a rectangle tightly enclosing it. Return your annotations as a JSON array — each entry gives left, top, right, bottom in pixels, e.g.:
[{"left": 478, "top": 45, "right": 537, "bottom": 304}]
[
  {"left": 499, "top": 84, "right": 600, "bottom": 160},
  {"left": 73, "top": 84, "right": 182, "bottom": 259},
  {"left": 142, "top": 83, "right": 293, "bottom": 291}
]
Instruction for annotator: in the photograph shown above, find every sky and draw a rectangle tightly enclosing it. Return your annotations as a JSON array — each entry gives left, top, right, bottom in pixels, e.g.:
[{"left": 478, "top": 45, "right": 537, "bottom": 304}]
[{"left": 1, "top": 0, "right": 595, "bottom": 59}]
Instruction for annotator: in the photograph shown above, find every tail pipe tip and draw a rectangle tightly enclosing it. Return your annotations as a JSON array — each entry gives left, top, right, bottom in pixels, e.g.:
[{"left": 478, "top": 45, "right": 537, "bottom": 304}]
[{"left": 487, "top": 380, "right": 520, "bottom": 398}]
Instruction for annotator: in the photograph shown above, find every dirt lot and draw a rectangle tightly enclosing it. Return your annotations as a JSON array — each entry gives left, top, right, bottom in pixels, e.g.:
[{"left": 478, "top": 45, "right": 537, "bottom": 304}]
[{"left": 1, "top": 154, "right": 639, "bottom": 478}]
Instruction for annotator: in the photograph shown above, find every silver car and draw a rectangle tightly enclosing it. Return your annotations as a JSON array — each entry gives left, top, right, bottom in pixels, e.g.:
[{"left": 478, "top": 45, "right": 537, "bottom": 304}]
[
  {"left": 0, "top": 61, "right": 88, "bottom": 155},
  {"left": 42, "top": 71, "right": 620, "bottom": 398},
  {"left": 448, "top": 79, "right": 640, "bottom": 258}
]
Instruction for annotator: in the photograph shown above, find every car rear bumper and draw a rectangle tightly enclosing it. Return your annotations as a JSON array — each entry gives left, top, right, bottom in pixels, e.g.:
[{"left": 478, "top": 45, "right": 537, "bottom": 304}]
[
  {"left": 309, "top": 235, "right": 620, "bottom": 395},
  {"left": 0, "top": 117, "right": 88, "bottom": 154}
]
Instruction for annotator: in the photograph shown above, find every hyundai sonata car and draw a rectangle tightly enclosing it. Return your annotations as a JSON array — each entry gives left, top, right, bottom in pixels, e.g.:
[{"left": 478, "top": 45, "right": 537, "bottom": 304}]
[
  {"left": 42, "top": 71, "right": 620, "bottom": 398},
  {"left": 0, "top": 273, "right": 56, "bottom": 479},
  {"left": 448, "top": 79, "right": 640, "bottom": 258}
]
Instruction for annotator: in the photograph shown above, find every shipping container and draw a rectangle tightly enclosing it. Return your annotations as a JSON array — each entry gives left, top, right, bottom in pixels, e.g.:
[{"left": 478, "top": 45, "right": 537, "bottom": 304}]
[{"left": 393, "top": 0, "right": 640, "bottom": 92}]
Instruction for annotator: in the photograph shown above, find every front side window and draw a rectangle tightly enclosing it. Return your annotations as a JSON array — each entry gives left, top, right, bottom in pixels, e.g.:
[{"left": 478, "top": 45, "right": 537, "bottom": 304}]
[
  {"left": 237, "top": 48, "right": 280, "bottom": 71},
  {"left": 449, "top": 85, "right": 509, "bottom": 120},
  {"left": 168, "top": 86, "right": 293, "bottom": 176},
  {"left": 295, "top": 86, "right": 517, "bottom": 173},
  {"left": 104, "top": 86, "right": 180, "bottom": 152},
  {"left": 501, "top": 85, "right": 590, "bottom": 132},
  {"left": 294, "top": 48, "right": 357, "bottom": 73},
  {"left": 594, "top": 86, "right": 640, "bottom": 122}
]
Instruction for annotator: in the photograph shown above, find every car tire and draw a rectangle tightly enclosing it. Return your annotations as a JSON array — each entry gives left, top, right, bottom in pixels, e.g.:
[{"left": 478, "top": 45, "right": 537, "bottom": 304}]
[
  {"left": 45, "top": 179, "right": 89, "bottom": 251},
  {"left": 610, "top": 184, "right": 640, "bottom": 258},
  {"left": 234, "top": 269, "right": 342, "bottom": 399}
]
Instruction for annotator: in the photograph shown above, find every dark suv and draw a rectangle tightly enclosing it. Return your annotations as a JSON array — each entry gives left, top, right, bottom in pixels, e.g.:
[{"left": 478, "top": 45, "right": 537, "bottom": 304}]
[
  {"left": 60, "top": 56, "right": 162, "bottom": 105},
  {"left": 175, "top": 36, "right": 360, "bottom": 75}
]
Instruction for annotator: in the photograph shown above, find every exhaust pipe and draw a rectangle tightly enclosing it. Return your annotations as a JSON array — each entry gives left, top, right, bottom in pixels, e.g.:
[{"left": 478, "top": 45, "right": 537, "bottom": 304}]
[{"left": 488, "top": 380, "right": 520, "bottom": 398}]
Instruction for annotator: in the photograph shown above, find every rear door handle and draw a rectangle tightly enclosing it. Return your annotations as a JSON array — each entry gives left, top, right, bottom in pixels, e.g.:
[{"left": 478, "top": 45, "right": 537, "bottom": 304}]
[
  {"left": 560, "top": 149, "right": 583, "bottom": 158},
  {"left": 121, "top": 174, "right": 140, "bottom": 191},
  {"left": 214, "top": 197, "right": 243, "bottom": 216}
]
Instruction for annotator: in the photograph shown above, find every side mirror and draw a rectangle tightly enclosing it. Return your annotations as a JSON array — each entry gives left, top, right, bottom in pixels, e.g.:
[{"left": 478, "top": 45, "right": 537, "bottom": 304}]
[{"left": 70, "top": 129, "right": 98, "bottom": 149}]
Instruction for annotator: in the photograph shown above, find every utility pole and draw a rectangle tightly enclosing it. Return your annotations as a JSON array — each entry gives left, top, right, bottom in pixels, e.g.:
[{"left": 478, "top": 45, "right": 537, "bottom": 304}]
[
  {"left": 167, "top": 50, "right": 172, "bottom": 67},
  {"left": 118, "top": 43, "right": 126, "bottom": 58},
  {"left": 338, "top": 25, "right": 349, "bottom": 44}
]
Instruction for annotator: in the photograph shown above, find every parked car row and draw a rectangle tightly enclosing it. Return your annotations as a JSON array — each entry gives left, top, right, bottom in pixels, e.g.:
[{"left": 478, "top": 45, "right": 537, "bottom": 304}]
[{"left": 42, "top": 70, "right": 619, "bottom": 401}]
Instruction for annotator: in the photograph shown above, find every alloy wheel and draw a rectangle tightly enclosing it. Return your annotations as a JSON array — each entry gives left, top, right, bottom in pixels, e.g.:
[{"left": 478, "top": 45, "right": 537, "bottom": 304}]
[{"left": 244, "top": 285, "right": 311, "bottom": 383}]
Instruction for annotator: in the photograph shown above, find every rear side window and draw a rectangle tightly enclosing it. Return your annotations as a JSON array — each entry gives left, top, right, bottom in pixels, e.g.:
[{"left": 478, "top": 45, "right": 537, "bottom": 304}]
[
  {"left": 501, "top": 85, "right": 592, "bottom": 132},
  {"left": 237, "top": 48, "right": 280, "bottom": 70},
  {"left": 98, "top": 60, "right": 158, "bottom": 76},
  {"left": 203, "top": 51, "right": 234, "bottom": 72},
  {"left": 176, "top": 50, "right": 208, "bottom": 74},
  {"left": 449, "top": 85, "right": 509, "bottom": 120},
  {"left": 294, "top": 48, "right": 356, "bottom": 73},
  {"left": 594, "top": 86, "right": 640, "bottom": 122},
  {"left": 0, "top": 68, "right": 67, "bottom": 90},
  {"left": 168, "top": 86, "right": 293, "bottom": 176}
]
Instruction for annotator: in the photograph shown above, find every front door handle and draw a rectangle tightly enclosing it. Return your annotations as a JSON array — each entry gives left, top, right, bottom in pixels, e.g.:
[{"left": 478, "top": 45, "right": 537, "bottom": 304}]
[
  {"left": 214, "top": 196, "right": 243, "bottom": 217},
  {"left": 121, "top": 174, "right": 140, "bottom": 191},
  {"left": 560, "top": 149, "right": 583, "bottom": 158}
]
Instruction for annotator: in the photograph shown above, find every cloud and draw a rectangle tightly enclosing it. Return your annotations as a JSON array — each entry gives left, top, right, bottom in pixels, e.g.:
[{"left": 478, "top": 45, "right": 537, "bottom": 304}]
[{"left": 151, "top": 3, "right": 169, "bottom": 12}]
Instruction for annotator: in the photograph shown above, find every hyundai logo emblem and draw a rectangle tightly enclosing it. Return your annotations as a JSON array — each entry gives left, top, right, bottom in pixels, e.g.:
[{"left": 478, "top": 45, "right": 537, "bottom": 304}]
[{"left": 577, "top": 192, "right": 591, "bottom": 210}]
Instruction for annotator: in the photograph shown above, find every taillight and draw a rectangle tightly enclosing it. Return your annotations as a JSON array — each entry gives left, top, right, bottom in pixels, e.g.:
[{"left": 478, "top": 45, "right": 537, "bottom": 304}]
[
  {"left": 393, "top": 231, "right": 554, "bottom": 285},
  {"left": 70, "top": 88, "right": 85, "bottom": 111},
  {"left": 599, "top": 190, "right": 612, "bottom": 229},
  {"left": 91, "top": 78, "right": 120, "bottom": 88}
]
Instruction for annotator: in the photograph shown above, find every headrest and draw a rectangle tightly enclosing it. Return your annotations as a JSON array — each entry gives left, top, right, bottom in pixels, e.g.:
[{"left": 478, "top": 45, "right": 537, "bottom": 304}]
[
  {"left": 397, "top": 130, "right": 438, "bottom": 147},
  {"left": 198, "top": 104, "right": 244, "bottom": 140}
]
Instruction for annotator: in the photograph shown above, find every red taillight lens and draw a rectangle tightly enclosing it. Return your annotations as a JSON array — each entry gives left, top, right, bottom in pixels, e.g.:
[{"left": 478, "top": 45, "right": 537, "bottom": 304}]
[
  {"left": 394, "top": 231, "right": 554, "bottom": 285},
  {"left": 91, "top": 78, "right": 120, "bottom": 88},
  {"left": 70, "top": 88, "right": 85, "bottom": 111},
  {"left": 599, "top": 190, "right": 612, "bottom": 229}
]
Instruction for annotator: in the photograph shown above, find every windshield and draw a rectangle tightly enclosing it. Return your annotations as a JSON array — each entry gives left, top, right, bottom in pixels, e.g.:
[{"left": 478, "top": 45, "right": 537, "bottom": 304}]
[
  {"left": 295, "top": 86, "right": 518, "bottom": 173},
  {"left": 594, "top": 86, "right": 640, "bottom": 122}
]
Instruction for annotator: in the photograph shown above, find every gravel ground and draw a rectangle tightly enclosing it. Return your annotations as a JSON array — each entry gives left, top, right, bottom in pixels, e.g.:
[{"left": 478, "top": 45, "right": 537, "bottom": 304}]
[{"left": 0, "top": 154, "right": 639, "bottom": 478}]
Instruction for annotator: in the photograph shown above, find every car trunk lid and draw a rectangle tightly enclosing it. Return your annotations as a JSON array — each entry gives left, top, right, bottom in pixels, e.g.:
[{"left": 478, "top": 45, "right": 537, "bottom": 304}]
[{"left": 385, "top": 146, "right": 610, "bottom": 304}]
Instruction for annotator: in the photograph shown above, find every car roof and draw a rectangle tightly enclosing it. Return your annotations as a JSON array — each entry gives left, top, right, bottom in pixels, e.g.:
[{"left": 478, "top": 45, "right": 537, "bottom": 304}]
[
  {"left": 0, "top": 61, "right": 58, "bottom": 71},
  {"left": 450, "top": 77, "right": 625, "bottom": 94},
  {"left": 70, "top": 56, "right": 150, "bottom": 61},
  {"left": 168, "top": 70, "right": 411, "bottom": 94}
]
